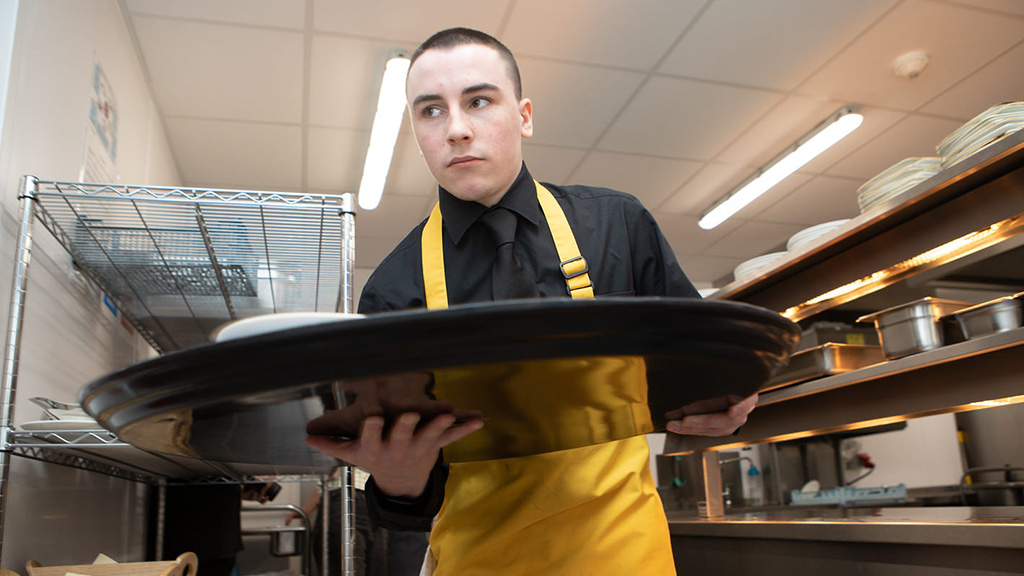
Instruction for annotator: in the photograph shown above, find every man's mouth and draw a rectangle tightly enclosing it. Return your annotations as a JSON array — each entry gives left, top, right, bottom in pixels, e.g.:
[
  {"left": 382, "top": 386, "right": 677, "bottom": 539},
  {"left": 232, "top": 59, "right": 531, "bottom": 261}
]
[{"left": 449, "top": 156, "right": 481, "bottom": 167}]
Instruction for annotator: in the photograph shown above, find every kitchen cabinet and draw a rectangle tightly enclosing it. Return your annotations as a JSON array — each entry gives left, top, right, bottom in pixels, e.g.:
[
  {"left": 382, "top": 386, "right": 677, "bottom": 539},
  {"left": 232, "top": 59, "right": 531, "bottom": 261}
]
[{"left": 663, "top": 129, "right": 1024, "bottom": 573}]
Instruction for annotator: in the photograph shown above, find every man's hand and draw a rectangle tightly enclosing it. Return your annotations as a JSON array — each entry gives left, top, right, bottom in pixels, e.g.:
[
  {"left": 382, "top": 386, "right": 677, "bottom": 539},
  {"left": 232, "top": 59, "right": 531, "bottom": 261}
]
[
  {"left": 664, "top": 393, "right": 757, "bottom": 437},
  {"left": 306, "top": 412, "right": 483, "bottom": 498}
]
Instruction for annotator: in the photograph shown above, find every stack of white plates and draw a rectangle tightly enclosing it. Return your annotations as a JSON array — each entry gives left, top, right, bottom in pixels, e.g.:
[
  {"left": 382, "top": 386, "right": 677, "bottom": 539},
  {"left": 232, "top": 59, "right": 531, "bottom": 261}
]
[
  {"left": 733, "top": 251, "right": 788, "bottom": 284},
  {"left": 856, "top": 157, "right": 942, "bottom": 213},
  {"left": 786, "top": 219, "right": 850, "bottom": 252},
  {"left": 937, "top": 102, "right": 1024, "bottom": 168}
]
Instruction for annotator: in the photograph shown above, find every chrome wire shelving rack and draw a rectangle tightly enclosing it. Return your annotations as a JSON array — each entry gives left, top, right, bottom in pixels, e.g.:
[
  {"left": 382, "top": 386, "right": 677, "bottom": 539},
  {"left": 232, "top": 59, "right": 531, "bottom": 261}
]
[
  {"left": 29, "top": 178, "right": 351, "bottom": 353},
  {"left": 1, "top": 176, "right": 357, "bottom": 568}
]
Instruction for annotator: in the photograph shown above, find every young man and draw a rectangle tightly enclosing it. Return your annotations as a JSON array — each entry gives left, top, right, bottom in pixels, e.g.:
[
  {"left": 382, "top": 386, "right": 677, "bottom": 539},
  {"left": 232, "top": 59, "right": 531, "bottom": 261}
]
[{"left": 308, "top": 28, "right": 755, "bottom": 575}]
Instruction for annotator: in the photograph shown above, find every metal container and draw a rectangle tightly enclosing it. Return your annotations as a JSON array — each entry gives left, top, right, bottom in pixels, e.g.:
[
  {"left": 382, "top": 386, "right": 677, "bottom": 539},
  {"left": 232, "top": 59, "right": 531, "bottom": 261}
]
[
  {"left": 267, "top": 526, "right": 306, "bottom": 556},
  {"left": 857, "top": 297, "right": 972, "bottom": 359},
  {"left": 949, "top": 295, "right": 1024, "bottom": 340},
  {"left": 762, "top": 343, "right": 886, "bottom": 392}
]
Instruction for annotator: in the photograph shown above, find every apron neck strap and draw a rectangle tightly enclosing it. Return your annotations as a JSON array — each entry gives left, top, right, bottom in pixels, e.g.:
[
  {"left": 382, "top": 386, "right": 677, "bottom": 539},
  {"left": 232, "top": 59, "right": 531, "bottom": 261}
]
[{"left": 421, "top": 181, "right": 594, "bottom": 310}]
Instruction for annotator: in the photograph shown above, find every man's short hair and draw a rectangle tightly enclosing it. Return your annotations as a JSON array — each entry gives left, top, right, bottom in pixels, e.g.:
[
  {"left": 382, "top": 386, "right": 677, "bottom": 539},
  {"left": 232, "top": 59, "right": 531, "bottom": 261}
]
[{"left": 410, "top": 27, "right": 522, "bottom": 100}]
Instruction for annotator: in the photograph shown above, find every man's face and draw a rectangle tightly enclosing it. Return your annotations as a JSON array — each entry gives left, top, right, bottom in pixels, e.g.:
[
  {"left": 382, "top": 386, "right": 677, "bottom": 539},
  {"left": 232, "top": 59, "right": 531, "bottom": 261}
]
[{"left": 406, "top": 44, "right": 533, "bottom": 207}]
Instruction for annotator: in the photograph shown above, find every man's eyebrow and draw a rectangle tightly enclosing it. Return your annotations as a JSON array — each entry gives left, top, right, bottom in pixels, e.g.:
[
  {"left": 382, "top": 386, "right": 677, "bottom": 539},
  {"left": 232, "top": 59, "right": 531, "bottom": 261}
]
[
  {"left": 411, "top": 93, "right": 442, "bottom": 108},
  {"left": 410, "top": 83, "right": 501, "bottom": 108},
  {"left": 463, "top": 82, "right": 499, "bottom": 95}
]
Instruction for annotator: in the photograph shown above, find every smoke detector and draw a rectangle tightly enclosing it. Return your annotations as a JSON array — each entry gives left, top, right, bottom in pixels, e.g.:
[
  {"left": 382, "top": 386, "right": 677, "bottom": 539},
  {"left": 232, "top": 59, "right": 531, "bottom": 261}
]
[{"left": 892, "top": 50, "right": 931, "bottom": 79}]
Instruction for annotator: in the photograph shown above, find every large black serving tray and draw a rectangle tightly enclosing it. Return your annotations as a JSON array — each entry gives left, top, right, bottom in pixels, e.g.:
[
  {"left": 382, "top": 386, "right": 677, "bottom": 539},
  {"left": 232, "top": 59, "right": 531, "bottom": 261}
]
[{"left": 79, "top": 297, "right": 799, "bottom": 471}]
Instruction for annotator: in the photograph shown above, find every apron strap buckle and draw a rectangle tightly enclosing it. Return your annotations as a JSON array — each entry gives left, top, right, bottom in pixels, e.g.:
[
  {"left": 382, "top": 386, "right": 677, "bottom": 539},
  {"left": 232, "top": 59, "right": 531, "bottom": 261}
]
[{"left": 560, "top": 255, "right": 589, "bottom": 280}]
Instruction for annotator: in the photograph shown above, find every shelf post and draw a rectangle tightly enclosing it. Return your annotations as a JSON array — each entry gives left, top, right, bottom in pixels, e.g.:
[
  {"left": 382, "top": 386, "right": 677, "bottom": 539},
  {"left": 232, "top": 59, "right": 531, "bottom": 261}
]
[
  {"left": 0, "top": 175, "right": 40, "bottom": 559},
  {"left": 336, "top": 192, "right": 357, "bottom": 576},
  {"left": 698, "top": 450, "right": 726, "bottom": 519}
]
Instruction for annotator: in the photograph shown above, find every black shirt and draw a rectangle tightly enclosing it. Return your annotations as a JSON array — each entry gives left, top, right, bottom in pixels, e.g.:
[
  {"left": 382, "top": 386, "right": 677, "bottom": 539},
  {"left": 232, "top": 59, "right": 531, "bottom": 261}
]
[
  {"left": 359, "top": 164, "right": 699, "bottom": 529},
  {"left": 358, "top": 164, "right": 699, "bottom": 313}
]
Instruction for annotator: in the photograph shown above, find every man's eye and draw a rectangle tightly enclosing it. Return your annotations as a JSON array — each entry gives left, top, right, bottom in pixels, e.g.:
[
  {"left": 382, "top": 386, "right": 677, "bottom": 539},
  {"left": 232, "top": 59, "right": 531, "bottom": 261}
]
[
  {"left": 470, "top": 97, "right": 490, "bottom": 109},
  {"left": 422, "top": 106, "right": 442, "bottom": 118}
]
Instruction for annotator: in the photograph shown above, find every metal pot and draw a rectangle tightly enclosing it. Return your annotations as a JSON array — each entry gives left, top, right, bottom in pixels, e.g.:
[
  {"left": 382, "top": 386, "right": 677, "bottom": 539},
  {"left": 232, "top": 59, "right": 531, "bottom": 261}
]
[{"left": 857, "top": 297, "right": 971, "bottom": 359}]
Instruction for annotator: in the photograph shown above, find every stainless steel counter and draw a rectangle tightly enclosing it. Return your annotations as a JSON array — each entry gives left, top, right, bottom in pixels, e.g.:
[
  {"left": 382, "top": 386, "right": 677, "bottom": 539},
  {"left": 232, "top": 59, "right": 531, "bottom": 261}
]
[{"left": 668, "top": 506, "right": 1024, "bottom": 549}]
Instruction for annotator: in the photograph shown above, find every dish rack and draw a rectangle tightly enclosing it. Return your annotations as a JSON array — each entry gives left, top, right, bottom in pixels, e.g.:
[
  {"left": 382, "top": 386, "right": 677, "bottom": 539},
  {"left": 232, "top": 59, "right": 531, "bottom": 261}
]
[
  {"left": 789, "top": 484, "right": 909, "bottom": 507},
  {"left": 1, "top": 176, "right": 357, "bottom": 567}
]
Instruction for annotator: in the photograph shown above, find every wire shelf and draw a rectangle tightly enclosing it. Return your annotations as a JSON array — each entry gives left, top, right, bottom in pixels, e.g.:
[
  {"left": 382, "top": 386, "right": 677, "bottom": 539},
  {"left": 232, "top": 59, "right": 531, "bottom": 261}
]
[
  {"left": 30, "top": 180, "right": 350, "bottom": 353},
  {"left": 5, "top": 428, "right": 326, "bottom": 484}
]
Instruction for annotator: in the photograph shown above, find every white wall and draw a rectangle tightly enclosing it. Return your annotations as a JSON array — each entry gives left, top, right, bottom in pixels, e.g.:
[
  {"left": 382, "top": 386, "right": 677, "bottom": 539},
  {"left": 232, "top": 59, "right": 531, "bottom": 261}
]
[
  {"left": 0, "top": 0, "right": 180, "bottom": 566},
  {"left": 843, "top": 413, "right": 964, "bottom": 489}
]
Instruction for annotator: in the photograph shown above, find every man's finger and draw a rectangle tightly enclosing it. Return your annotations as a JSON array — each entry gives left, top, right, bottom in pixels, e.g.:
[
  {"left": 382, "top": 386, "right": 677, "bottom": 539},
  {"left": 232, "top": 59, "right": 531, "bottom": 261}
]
[
  {"left": 388, "top": 412, "right": 422, "bottom": 445},
  {"left": 360, "top": 416, "right": 386, "bottom": 454},
  {"left": 729, "top": 394, "right": 758, "bottom": 418},
  {"left": 437, "top": 418, "right": 485, "bottom": 447},
  {"left": 415, "top": 413, "right": 458, "bottom": 447}
]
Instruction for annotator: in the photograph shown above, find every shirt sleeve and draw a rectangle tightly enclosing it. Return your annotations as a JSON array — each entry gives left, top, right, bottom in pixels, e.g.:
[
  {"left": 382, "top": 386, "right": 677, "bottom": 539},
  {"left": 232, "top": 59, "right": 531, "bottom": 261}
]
[
  {"left": 628, "top": 202, "right": 700, "bottom": 298},
  {"left": 364, "top": 460, "right": 448, "bottom": 531}
]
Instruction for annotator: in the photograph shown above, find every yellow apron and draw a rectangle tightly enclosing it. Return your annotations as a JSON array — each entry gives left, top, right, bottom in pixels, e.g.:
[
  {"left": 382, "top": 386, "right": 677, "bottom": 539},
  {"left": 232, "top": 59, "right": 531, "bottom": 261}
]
[{"left": 420, "top": 181, "right": 675, "bottom": 575}]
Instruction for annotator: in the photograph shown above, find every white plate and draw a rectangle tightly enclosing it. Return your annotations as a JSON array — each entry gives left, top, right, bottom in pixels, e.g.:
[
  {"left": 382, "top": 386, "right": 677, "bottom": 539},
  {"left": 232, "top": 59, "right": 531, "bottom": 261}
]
[
  {"left": 734, "top": 252, "right": 788, "bottom": 283},
  {"left": 20, "top": 419, "right": 103, "bottom": 431},
  {"left": 213, "top": 312, "right": 364, "bottom": 342},
  {"left": 787, "top": 219, "right": 850, "bottom": 252}
]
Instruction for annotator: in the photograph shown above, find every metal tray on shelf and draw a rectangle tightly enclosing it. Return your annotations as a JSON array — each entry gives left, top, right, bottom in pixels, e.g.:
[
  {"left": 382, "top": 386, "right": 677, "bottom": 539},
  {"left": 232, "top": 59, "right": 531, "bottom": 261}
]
[
  {"left": 946, "top": 293, "right": 1024, "bottom": 340},
  {"left": 762, "top": 343, "right": 886, "bottom": 393}
]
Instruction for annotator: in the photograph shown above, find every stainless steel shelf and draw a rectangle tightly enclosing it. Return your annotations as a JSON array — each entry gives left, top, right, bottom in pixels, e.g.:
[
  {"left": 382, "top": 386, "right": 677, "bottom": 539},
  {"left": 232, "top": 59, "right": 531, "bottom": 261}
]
[
  {"left": 710, "top": 129, "right": 1024, "bottom": 318},
  {"left": 666, "top": 326, "right": 1024, "bottom": 454},
  {"left": 29, "top": 180, "right": 351, "bottom": 352}
]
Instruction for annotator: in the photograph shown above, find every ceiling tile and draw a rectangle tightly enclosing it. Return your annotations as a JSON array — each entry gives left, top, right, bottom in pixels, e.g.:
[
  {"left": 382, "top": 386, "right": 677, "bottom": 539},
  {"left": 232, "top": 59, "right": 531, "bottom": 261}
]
[
  {"left": 731, "top": 172, "right": 815, "bottom": 221},
  {"left": 307, "top": 127, "right": 367, "bottom": 192},
  {"left": 569, "top": 152, "right": 702, "bottom": 210},
  {"left": 825, "top": 113, "right": 963, "bottom": 180},
  {"left": 504, "top": 0, "right": 703, "bottom": 70},
  {"left": 714, "top": 96, "right": 846, "bottom": 167},
  {"left": 798, "top": 0, "right": 1024, "bottom": 110},
  {"left": 921, "top": 40, "right": 1024, "bottom": 118},
  {"left": 755, "top": 175, "right": 863, "bottom": 226},
  {"left": 598, "top": 76, "right": 782, "bottom": 160},
  {"left": 942, "top": 0, "right": 1024, "bottom": 16},
  {"left": 659, "top": 162, "right": 752, "bottom": 215},
  {"left": 703, "top": 220, "right": 804, "bottom": 259},
  {"left": 522, "top": 144, "right": 588, "bottom": 184},
  {"left": 652, "top": 212, "right": 743, "bottom": 258},
  {"left": 165, "top": 118, "right": 302, "bottom": 190},
  {"left": 356, "top": 193, "right": 432, "bottom": 238},
  {"left": 517, "top": 57, "right": 644, "bottom": 148},
  {"left": 799, "top": 106, "right": 907, "bottom": 174},
  {"left": 125, "top": 0, "right": 306, "bottom": 29},
  {"left": 309, "top": 35, "right": 408, "bottom": 130},
  {"left": 677, "top": 254, "right": 747, "bottom": 287},
  {"left": 660, "top": 0, "right": 896, "bottom": 91},
  {"left": 313, "top": 0, "right": 508, "bottom": 42},
  {"left": 386, "top": 134, "right": 438, "bottom": 197},
  {"left": 131, "top": 16, "right": 303, "bottom": 123}
]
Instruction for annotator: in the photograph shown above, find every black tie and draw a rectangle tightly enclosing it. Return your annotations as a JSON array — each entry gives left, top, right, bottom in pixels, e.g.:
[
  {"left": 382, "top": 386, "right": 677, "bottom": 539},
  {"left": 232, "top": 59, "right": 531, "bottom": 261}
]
[{"left": 480, "top": 208, "right": 540, "bottom": 300}]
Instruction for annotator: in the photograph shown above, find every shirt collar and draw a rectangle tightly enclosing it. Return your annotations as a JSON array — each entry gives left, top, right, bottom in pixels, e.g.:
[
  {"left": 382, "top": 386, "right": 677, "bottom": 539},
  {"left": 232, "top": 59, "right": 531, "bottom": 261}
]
[{"left": 437, "top": 163, "right": 541, "bottom": 245}]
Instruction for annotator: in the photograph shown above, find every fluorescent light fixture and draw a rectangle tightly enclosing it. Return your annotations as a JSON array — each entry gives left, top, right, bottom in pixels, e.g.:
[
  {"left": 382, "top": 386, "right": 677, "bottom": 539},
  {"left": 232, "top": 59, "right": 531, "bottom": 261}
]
[
  {"left": 698, "top": 107, "right": 863, "bottom": 230},
  {"left": 357, "top": 54, "right": 411, "bottom": 211}
]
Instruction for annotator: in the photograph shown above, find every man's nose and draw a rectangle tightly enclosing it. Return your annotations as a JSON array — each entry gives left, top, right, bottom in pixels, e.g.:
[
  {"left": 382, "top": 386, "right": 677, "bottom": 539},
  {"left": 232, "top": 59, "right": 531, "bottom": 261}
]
[{"left": 446, "top": 109, "right": 473, "bottom": 143}]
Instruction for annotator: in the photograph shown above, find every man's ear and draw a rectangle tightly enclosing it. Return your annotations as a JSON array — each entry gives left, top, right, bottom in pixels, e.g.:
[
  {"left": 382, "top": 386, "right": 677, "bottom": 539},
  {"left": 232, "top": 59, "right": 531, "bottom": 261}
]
[{"left": 520, "top": 98, "right": 534, "bottom": 138}]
